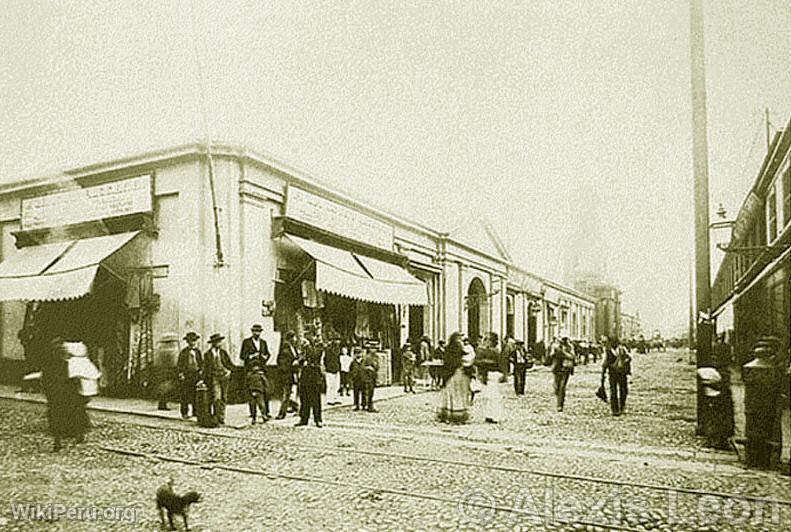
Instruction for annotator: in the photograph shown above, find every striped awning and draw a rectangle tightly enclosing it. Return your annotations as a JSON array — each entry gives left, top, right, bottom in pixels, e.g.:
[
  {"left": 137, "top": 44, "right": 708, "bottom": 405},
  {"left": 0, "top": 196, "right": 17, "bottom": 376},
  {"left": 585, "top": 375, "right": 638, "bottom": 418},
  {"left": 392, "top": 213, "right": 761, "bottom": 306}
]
[
  {"left": 0, "top": 232, "right": 140, "bottom": 302},
  {"left": 285, "top": 234, "right": 427, "bottom": 306}
]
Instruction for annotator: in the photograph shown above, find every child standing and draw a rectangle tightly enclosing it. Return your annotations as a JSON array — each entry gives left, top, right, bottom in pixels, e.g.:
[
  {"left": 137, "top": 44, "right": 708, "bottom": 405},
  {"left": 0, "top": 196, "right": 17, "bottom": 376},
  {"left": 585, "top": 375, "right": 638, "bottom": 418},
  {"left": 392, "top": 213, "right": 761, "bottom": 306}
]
[
  {"left": 339, "top": 344, "right": 352, "bottom": 396},
  {"left": 401, "top": 343, "right": 416, "bottom": 393}
]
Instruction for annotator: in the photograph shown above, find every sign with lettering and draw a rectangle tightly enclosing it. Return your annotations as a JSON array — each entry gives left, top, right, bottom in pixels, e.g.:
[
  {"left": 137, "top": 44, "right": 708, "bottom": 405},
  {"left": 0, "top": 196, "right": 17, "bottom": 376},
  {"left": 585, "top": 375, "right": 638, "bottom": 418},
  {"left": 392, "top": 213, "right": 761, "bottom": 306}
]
[
  {"left": 21, "top": 175, "right": 152, "bottom": 231},
  {"left": 286, "top": 186, "right": 393, "bottom": 250}
]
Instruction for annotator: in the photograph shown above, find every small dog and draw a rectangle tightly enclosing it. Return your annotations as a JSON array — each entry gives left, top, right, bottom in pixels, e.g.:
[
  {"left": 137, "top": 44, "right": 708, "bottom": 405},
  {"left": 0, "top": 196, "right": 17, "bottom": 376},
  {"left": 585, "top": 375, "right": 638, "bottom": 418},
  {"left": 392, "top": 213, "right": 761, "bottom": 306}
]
[{"left": 155, "top": 479, "right": 202, "bottom": 530}]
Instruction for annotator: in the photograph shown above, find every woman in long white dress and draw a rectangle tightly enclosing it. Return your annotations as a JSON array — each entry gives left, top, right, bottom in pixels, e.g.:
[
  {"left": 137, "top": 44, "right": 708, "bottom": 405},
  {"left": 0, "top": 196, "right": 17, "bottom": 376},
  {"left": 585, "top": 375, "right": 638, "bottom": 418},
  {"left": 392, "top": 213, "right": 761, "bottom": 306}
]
[{"left": 478, "top": 333, "right": 504, "bottom": 424}]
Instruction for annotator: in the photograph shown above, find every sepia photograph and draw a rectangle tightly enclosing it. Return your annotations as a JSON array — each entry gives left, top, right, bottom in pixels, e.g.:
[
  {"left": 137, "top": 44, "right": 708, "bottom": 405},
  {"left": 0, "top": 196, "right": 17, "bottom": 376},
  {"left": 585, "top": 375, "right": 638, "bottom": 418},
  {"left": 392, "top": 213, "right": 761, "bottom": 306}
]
[{"left": 0, "top": 1, "right": 789, "bottom": 530}]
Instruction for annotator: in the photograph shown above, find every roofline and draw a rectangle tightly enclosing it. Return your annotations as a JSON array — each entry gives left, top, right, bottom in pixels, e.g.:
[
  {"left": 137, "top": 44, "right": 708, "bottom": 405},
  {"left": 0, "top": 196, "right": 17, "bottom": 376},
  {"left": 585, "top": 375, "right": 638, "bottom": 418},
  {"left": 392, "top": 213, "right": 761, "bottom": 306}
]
[
  {"left": 0, "top": 141, "right": 597, "bottom": 297},
  {"left": 0, "top": 141, "right": 447, "bottom": 241},
  {"left": 507, "top": 263, "right": 597, "bottom": 304},
  {"left": 733, "top": 117, "right": 791, "bottom": 222}
]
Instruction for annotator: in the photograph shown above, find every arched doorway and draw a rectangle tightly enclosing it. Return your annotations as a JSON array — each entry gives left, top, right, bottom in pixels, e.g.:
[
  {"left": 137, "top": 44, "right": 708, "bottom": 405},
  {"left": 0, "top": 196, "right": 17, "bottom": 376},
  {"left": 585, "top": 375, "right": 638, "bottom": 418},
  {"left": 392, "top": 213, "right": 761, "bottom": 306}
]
[{"left": 467, "top": 278, "right": 487, "bottom": 345}]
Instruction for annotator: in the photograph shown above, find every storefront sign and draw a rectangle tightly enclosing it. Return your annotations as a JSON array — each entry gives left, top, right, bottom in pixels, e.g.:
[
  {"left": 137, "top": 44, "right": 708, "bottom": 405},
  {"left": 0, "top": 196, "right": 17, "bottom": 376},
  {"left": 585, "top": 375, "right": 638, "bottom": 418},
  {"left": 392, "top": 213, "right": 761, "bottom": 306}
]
[
  {"left": 286, "top": 186, "right": 393, "bottom": 250},
  {"left": 21, "top": 175, "right": 152, "bottom": 231}
]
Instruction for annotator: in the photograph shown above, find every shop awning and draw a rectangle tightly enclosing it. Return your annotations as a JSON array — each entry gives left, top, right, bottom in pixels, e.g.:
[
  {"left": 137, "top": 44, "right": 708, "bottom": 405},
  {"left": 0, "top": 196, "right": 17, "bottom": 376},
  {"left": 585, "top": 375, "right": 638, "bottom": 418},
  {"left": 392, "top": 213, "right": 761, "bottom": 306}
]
[
  {"left": 0, "top": 232, "right": 140, "bottom": 302},
  {"left": 353, "top": 254, "right": 427, "bottom": 306},
  {"left": 285, "top": 234, "right": 427, "bottom": 306}
]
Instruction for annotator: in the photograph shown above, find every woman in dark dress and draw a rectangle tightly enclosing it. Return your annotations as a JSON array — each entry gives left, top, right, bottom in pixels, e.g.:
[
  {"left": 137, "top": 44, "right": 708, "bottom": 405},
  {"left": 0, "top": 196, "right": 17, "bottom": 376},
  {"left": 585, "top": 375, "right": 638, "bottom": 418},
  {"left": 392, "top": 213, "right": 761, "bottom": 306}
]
[
  {"left": 40, "top": 338, "right": 89, "bottom": 451},
  {"left": 437, "top": 333, "right": 473, "bottom": 424}
]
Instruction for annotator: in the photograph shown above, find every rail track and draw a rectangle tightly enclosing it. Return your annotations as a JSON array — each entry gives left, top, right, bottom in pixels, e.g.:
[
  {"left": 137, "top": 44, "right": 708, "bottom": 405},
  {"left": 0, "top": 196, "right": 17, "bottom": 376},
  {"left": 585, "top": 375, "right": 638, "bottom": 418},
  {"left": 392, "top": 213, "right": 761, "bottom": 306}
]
[{"left": 85, "top": 417, "right": 791, "bottom": 531}]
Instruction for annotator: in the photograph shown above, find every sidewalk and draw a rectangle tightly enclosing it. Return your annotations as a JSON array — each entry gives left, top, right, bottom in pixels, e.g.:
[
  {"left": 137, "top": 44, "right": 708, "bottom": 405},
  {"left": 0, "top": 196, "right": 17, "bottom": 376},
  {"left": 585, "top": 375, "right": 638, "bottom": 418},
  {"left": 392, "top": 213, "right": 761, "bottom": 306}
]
[{"left": 0, "top": 381, "right": 423, "bottom": 430}]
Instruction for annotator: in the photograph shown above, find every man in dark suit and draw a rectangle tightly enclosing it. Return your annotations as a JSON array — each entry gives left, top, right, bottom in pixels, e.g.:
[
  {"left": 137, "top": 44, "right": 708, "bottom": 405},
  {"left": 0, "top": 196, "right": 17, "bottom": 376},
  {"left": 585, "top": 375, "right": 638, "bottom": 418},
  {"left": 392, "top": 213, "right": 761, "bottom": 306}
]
[
  {"left": 177, "top": 332, "right": 203, "bottom": 419},
  {"left": 239, "top": 324, "right": 271, "bottom": 421},
  {"left": 202, "top": 333, "right": 234, "bottom": 425},
  {"left": 276, "top": 331, "right": 299, "bottom": 419},
  {"left": 296, "top": 337, "right": 324, "bottom": 427}
]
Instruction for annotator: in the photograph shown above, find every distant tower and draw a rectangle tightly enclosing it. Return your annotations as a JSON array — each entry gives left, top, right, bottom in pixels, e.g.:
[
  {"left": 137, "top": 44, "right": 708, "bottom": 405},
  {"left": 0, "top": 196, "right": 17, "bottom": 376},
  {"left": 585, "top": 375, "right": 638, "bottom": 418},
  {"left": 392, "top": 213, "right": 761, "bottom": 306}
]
[{"left": 563, "top": 186, "right": 607, "bottom": 286}]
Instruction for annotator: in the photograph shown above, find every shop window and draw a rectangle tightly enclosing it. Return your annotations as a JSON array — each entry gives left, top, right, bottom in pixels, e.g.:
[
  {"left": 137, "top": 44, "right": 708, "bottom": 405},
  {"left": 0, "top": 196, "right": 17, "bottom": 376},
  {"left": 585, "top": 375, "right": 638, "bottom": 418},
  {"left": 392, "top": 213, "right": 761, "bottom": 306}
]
[{"left": 767, "top": 190, "right": 777, "bottom": 242}]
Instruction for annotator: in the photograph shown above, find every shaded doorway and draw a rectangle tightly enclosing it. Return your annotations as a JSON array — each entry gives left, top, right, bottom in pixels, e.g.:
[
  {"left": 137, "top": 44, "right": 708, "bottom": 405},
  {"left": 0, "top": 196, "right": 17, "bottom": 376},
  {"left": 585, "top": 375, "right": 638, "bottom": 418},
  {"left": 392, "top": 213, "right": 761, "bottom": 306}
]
[{"left": 467, "top": 278, "right": 487, "bottom": 345}]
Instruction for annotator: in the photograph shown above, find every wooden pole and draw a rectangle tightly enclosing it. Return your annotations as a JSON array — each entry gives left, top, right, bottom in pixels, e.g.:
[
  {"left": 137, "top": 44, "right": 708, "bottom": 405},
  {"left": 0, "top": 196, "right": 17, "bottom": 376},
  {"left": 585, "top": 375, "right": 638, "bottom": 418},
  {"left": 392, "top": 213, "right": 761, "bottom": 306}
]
[{"left": 690, "top": 0, "right": 712, "bottom": 435}]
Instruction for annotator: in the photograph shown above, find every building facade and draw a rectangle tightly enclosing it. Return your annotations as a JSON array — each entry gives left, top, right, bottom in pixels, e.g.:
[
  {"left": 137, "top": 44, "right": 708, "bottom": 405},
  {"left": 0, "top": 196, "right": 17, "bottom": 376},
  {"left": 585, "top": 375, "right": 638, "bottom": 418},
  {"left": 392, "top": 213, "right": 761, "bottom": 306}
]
[
  {"left": 0, "top": 143, "right": 594, "bottom": 392},
  {"left": 620, "top": 312, "right": 642, "bottom": 340},
  {"left": 712, "top": 117, "right": 791, "bottom": 365}
]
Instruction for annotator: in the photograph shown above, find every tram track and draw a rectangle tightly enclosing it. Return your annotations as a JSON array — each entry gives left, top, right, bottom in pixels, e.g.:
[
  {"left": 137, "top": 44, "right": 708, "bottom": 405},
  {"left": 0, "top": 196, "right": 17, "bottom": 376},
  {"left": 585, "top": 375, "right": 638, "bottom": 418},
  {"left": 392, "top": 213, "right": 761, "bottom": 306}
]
[
  {"left": 98, "top": 443, "right": 646, "bottom": 532},
  {"left": 98, "top": 417, "right": 791, "bottom": 509},
  {"left": 3, "top": 398, "right": 788, "bottom": 530},
  {"left": 75, "top": 415, "right": 789, "bottom": 531}
]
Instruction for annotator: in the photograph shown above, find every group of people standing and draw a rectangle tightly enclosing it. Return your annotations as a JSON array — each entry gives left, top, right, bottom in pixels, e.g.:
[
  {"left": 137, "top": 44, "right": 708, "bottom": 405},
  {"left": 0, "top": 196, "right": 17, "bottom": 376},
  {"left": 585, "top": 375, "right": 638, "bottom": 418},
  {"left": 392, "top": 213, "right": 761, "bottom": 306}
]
[{"left": 174, "top": 325, "right": 384, "bottom": 428}]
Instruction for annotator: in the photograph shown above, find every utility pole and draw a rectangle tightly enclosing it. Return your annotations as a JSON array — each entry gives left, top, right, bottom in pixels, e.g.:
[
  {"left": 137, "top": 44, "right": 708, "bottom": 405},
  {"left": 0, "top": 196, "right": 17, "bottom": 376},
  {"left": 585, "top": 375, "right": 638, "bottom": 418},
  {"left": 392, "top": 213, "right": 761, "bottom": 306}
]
[
  {"left": 189, "top": 0, "right": 224, "bottom": 268},
  {"left": 690, "top": 0, "right": 712, "bottom": 436},
  {"left": 765, "top": 108, "right": 772, "bottom": 151}
]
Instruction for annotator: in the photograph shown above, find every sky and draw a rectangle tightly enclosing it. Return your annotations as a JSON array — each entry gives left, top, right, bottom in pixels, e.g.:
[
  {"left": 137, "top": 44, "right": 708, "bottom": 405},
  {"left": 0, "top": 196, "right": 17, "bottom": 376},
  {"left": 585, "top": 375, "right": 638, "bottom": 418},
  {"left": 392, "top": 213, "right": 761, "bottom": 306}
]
[{"left": 1, "top": 0, "right": 790, "bottom": 337}]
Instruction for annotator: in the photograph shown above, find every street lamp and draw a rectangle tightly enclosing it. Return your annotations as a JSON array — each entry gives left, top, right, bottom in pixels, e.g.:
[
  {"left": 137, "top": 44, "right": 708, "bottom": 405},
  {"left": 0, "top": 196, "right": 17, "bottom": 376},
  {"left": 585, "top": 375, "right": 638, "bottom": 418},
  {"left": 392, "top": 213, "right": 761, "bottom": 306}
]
[{"left": 710, "top": 203, "right": 735, "bottom": 250}]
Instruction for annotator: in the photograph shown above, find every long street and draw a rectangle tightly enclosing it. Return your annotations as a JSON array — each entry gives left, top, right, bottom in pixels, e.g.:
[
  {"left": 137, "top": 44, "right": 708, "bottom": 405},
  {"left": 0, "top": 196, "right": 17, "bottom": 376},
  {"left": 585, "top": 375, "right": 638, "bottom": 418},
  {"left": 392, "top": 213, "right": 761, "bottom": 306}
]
[{"left": 0, "top": 350, "right": 788, "bottom": 531}]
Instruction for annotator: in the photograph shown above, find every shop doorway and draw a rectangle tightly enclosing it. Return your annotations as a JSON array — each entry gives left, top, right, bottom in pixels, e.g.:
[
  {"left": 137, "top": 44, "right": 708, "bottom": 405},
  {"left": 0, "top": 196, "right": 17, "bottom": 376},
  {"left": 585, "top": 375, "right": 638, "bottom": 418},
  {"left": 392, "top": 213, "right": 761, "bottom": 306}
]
[
  {"left": 24, "top": 269, "right": 130, "bottom": 395},
  {"left": 409, "top": 305, "right": 423, "bottom": 344},
  {"left": 467, "top": 278, "right": 487, "bottom": 345}
]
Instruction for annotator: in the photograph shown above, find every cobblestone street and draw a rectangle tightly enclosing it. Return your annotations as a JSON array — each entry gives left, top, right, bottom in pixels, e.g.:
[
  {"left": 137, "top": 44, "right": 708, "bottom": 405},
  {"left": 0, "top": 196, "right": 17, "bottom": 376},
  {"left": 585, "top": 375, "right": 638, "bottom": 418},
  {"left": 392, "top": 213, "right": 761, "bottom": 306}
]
[{"left": 1, "top": 350, "right": 789, "bottom": 531}]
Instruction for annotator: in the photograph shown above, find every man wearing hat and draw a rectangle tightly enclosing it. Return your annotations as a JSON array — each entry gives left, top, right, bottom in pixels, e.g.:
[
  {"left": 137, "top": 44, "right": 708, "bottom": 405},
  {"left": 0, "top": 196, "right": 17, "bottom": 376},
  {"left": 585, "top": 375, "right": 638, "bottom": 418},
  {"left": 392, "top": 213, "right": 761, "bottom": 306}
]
[
  {"left": 177, "top": 332, "right": 203, "bottom": 419},
  {"left": 202, "top": 333, "right": 234, "bottom": 425},
  {"left": 240, "top": 324, "right": 272, "bottom": 422},
  {"left": 510, "top": 340, "right": 530, "bottom": 396}
]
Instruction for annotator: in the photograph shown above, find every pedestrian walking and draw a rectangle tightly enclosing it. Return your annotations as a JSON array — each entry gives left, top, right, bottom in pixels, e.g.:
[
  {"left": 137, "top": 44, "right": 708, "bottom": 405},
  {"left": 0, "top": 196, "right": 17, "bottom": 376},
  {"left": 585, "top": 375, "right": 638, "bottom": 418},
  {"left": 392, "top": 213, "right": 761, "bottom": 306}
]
[
  {"left": 177, "top": 332, "right": 203, "bottom": 419},
  {"left": 551, "top": 337, "right": 575, "bottom": 412},
  {"left": 154, "top": 334, "right": 179, "bottom": 411},
  {"left": 401, "top": 342, "right": 417, "bottom": 393},
  {"left": 601, "top": 337, "right": 631, "bottom": 416},
  {"left": 418, "top": 336, "right": 432, "bottom": 386},
  {"left": 437, "top": 332, "right": 474, "bottom": 423},
  {"left": 431, "top": 340, "right": 445, "bottom": 390},
  {"left": 502, "top": 336, "right": 516, "bottom": 377},
  {"left": 350, "top": 348, "right": 367, "bottom": 410},
  {"left": 363, "top": 346, "right": 380, "bottom": 412},
  {"left": 240, "top": 324, "right": 271, "bottom": 422},
  {"left": 275, "top": 331, "right": 300, "bottom": 419},
  {"left": 534, "top": 339, "right": 547, "bottom": 366},
  {"left": 201, "top": 333, "right": 234, "bottom": 425},
  {"left": 477, "top": 333, "right": 504, "bottom": 423},
  {"left": 324, "top": 337, "right": 342, "bottom": 405},
  {"left": 41, "top": 338, "right": 91, "bottom": 451},
  {"left": 295, "top": 338, "right": 324, "bottom": 427},
  {"left": 339, "top": 343, "right": 352, "bottom": 396},
  {"left": 511, "top": 340, "right": 532, "bottom": 395}
]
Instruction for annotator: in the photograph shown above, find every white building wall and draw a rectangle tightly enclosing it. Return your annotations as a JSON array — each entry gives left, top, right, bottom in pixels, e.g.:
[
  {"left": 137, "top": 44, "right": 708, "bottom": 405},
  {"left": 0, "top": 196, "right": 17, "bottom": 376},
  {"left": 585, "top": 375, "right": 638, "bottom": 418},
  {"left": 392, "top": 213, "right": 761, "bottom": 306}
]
[{"left": 0, "top": 221, "right": 24, "bottom": 361}]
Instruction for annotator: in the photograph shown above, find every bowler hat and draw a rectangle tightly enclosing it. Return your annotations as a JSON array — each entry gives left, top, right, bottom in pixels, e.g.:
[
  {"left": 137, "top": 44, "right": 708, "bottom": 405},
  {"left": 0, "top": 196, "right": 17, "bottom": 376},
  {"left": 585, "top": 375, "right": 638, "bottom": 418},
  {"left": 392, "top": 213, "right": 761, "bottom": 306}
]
[
  {"left": 208, "top": 333, "right": 225, "bottom": 343},
  {"left": 251, "top": 324, "right": 263, "bottom": 332},
  {"left": 183, "top": 331, "right": 200, "bottom": 342}
]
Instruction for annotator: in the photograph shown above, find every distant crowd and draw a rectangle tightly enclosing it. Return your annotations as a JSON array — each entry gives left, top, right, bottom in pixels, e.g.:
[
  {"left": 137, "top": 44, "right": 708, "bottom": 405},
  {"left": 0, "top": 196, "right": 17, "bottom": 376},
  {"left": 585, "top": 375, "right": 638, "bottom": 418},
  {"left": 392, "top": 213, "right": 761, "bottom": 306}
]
[{"left": 429, "top": 333, "right": 633, "bottom": 424}]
